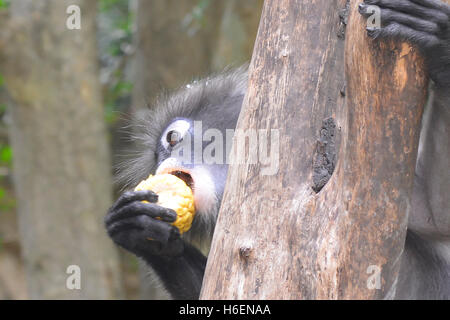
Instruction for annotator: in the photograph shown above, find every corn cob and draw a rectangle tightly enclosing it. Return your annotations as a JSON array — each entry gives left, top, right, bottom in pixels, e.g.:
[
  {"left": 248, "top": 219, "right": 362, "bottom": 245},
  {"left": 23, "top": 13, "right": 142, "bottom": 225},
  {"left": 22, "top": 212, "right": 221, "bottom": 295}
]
[{"left": 134, "top": 174, "right": 195, "bottom": 234}]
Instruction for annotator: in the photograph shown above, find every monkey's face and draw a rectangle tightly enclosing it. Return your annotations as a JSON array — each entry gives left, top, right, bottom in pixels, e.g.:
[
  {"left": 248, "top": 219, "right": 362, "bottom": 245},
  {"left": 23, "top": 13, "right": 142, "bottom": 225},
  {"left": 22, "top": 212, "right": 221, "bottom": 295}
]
[{"left": 155, "top": 117, "right": 231, "bottom": 220}]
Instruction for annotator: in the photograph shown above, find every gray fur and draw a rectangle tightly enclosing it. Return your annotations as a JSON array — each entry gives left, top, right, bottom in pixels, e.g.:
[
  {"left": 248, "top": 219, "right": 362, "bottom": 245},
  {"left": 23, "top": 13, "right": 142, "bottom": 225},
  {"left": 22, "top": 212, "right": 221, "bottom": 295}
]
[
  {"left": 113, "top": 65, "right": 450, "bottom": 299},
  {"left": 111, "top": 0, "right": 450, "bottom": 297},
  {"left": 114, "top": 66, "right": 247, "bottom": 252},
  {"left": 396, "top": 85, "right": 450, "bottom": 299},
  {"left": 115, "top": 66, "right": 247, "bottom": 191}
]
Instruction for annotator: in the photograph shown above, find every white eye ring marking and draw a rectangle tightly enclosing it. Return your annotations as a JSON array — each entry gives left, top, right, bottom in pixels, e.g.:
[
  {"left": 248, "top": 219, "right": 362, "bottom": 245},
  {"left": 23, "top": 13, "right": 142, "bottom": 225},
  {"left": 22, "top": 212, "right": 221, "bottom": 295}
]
[{"left": 161, "top": 119, "right": 191, "bottom": 150}]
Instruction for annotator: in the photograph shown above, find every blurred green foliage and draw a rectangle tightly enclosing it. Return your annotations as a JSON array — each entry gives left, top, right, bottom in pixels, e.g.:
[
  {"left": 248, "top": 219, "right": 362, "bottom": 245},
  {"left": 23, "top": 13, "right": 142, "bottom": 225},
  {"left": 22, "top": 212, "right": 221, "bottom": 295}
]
[
  {"left": 105, "top": 72, "right": 133, "bottom": 124},
  {"left": 0, "top": 73, "right": 5, "bottom": 118},
  {"left": 0, "top": 143, "right": 15, "bottom": 212},
  {"left": 182, "top": 0, "right": 213, "bottom": 36},
  {"left": 0, "top": 73, "right": 10, "bottom": 168},
  {"left": 0, "top": 0, "right": 10, "bottom": 10},
  {"left": 98, "top": 0, "right": 134, "bottom": 125},
  {"left": 100, "top": 0, "right": 127, "bottom": 12},
  {"left": 0, "top": 144, "right": 12, "bottom": 166},
  {"left": 0, "top": 69, "right": 15, "bottom": 213},
  {"left": 100, "top": 0, "right": 134, "bottom": 56},
  {"left": 0, "top": 186, "right": 15, "bottom": 212}
]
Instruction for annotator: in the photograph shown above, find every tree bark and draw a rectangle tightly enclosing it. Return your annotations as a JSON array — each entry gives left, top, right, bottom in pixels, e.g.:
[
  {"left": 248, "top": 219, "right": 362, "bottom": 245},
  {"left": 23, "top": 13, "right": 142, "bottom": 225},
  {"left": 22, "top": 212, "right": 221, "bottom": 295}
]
[
  {"left": 200, "top": 0, "right": 427, "bottom": 300},
  {"left": 0, "top": 0, "right": 123, "bottom": 299}
]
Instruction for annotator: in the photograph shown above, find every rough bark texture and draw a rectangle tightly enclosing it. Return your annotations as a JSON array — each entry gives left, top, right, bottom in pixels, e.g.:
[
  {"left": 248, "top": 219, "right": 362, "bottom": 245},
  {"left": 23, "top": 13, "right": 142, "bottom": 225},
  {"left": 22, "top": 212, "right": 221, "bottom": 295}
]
[
  {"left": 0, "top": 0, "right": 123, "bottom": 299},
  {"left": 200, "top": 0, "right": 427, "bottom": 300}
]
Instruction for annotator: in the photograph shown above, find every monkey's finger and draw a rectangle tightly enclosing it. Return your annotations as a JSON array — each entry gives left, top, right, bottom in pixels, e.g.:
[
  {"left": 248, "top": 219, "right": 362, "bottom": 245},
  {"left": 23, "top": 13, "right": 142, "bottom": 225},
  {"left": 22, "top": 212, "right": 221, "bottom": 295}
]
[
  {"left": 105, "top": 201, "right": 177, "bottom": 225},
  {"left": 107, "top": 222, "right": 163, "bottom": 256},
  {"left": 107, "top": 215, "right": 175, "bottom": 245},
  {"left": 367, "top": 22, "right": 440, "bottom": 48},
  {"left": 363, "top": 0, "right": 449, "bottom": 23},
  {"left": 410, "top": 0, "right": 450, "bottom": 14},
  {"left": 142, "top": 223, "right": 184, "bottom": 256},
  {"left": 110, "top": 190, "right": 159, "bottom": 211},
  {"left": 359, "top": 4, "right": 443, "bottom": 34}
]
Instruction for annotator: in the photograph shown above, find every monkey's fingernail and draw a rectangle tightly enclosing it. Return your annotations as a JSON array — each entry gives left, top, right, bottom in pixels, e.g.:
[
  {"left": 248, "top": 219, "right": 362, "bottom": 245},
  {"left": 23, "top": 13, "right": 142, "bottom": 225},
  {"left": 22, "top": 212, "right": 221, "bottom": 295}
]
[
  {"left": 358, "top": 3, "right": 367, "bottom": 13},
  {"left": 162, "top": 209, "right": 177, "bottom": 222}
]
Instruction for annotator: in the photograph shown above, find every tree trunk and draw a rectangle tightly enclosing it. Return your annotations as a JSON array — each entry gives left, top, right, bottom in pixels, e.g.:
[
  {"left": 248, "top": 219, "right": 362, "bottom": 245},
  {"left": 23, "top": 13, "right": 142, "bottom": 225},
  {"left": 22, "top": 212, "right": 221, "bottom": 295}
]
[
  {"left": 0, "top": 0, "right": 123, "bottom": 299},
  {"left": 200, "top": 0, "right": 427, "bottom": 300},
  {"left": 211, "top": 0, "right": 264, "bottom": 70},
  {"left": 131, "top": 0, "right": 224, "bottom": 111}
]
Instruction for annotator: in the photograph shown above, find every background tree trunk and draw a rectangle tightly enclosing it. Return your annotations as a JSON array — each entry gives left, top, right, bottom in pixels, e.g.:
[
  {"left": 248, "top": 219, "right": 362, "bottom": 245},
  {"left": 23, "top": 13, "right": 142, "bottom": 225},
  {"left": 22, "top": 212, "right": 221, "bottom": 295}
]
[
  {"left": 0, "top": 7, "right": 27, "bottom": 300},
  {"left": 201, "top": 0, "right": 428, "bottom": 300},
  {"left": 211, "top": 0, "right": 264, "bottom": 70},
  {"left": 0, "top": 0, "right": 123, "bottom": 299},
  {"left": 131, "top": 0, "right": 225, "bottom": 112}
]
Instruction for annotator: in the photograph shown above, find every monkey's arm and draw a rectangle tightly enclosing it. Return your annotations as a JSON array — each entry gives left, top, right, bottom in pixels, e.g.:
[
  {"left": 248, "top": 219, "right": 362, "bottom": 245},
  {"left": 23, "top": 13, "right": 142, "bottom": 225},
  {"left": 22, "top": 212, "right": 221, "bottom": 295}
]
[
  {"left": 409, "top": 88, "right": 450, "bottom": 237},
  {"left": 359, "top": 0, "right": 450, "bottom": 236},
  {"left": 143, "top": 243, "right": 207, "bottom": 300},
  {"left": 105, "top": 190, "right": 206, "bottom": 299}
]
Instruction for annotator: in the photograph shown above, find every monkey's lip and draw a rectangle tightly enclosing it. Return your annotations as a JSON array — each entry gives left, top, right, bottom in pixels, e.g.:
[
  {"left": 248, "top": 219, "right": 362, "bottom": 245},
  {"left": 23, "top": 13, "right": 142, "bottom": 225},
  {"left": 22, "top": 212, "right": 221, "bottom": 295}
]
[{"left": 161, "top": 168, "right": 194, "bottom": 191}]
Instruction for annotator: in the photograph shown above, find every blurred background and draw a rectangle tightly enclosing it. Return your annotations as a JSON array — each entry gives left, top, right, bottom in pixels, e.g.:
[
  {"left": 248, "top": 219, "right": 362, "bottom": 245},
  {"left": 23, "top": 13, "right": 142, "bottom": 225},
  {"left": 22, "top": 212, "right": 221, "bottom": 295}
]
[{"left": 0, "top": 0, "right": 262, "bottom": 299}]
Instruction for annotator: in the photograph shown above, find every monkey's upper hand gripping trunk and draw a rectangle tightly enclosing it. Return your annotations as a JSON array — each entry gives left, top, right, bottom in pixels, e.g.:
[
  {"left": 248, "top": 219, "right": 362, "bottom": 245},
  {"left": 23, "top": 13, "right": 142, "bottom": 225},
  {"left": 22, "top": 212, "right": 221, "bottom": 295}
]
[{"left": 359, "top": 0, "right": 450, "bottom": 88}]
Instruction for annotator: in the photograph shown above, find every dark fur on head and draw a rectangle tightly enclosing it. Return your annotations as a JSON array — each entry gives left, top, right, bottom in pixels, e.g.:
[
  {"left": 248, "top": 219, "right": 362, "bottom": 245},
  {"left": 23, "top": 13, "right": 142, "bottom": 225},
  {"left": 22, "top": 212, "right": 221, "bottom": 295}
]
[
  {"left": 115, "top": 66, "right": 248, "bottom": 190},
  {"left": 115, "top": 66, "right": 247, "bottom": 251}
]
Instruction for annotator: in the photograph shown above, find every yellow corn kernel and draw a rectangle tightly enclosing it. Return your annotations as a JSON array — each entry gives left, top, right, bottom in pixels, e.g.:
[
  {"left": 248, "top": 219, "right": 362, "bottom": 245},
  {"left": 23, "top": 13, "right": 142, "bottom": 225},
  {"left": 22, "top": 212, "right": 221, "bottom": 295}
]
[{"left": 134, "top": 174, "right": 195, "bottom": 234}]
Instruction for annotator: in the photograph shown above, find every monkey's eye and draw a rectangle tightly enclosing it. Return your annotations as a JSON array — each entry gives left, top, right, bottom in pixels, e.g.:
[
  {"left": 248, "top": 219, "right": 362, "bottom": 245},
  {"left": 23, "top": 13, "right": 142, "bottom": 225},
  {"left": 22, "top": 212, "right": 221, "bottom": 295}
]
[
  {"left": 161, "top": 119, "right": 191, "bottom": 150},
  {"left": 166, "top": 130, "right": 182, "bottom": 147}
]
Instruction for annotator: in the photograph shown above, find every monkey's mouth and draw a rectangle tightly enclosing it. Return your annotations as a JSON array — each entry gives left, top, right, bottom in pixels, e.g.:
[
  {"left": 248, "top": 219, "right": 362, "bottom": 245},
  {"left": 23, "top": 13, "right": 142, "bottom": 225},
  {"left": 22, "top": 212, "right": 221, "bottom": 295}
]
[{"left": 165, "top": 169, "right": 194, "bottom": 191}]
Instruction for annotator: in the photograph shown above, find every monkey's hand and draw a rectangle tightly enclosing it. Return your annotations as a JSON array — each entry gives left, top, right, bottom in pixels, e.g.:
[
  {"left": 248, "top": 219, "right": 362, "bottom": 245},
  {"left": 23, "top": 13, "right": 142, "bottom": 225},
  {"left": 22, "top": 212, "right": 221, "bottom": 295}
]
[
  {"left": 106, "top": 190, "right": 206, "bottom": 299},
  {"left": 359, "top": 0, "right": 450, "bottom": 88},
  {"left": 105, "top": 190, "right": 185, "bottom": 258}
]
